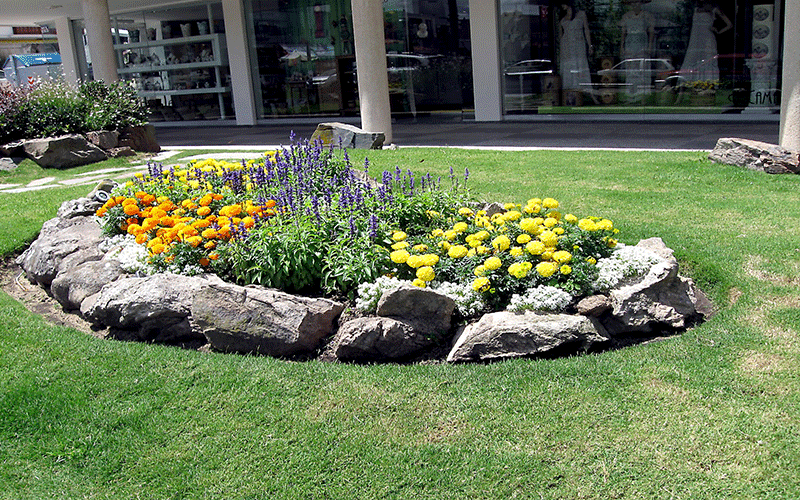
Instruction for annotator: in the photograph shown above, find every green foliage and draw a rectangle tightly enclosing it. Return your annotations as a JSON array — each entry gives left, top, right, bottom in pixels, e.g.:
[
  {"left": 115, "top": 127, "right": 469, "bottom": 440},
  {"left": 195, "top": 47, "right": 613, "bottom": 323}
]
[{"left": 0, "top": 79, "right": 147, "bottom": 144}]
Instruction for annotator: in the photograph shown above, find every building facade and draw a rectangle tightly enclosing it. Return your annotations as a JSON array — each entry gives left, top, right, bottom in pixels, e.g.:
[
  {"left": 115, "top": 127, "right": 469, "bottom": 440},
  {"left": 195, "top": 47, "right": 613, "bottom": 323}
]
[{"left": 47, "top": 0, "right": 787, "bottom": 126}]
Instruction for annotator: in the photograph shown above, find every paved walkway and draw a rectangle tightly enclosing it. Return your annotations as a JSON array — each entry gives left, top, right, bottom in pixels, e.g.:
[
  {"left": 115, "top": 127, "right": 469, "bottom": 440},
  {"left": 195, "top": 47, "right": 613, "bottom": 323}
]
[{"left": 0, "top": 114, "right": 780, "bottom": 194}]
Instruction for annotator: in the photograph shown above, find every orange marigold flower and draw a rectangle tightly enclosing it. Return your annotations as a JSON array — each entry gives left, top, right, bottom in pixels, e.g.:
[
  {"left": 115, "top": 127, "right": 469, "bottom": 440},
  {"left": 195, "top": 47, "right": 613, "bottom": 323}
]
[
  {"left": 197, "top": 206, "right": 212, "bottom": 217},
  {"left": 204, "top": 241, "right": 217, "bottom": 250},
  {"left": 220, "top": 205, "right": 242, "bottom": 218},
  {"left": 199, "top": 194, "right": 213, "bottom": 207},
  {"left": 150, "top": 243, "right": 166, "bottom": 255},
  {"left": 141, "top": 218, "right": 158, "bottom": 231},
  {"left": 159, "top": 216, "right": 175, "bottom": 227},
  {"left": 123, "top": 204, "right": 140, "bottom": 216},
  {"left": 208, "top": 252, "right": 219, "bottom": 260},
  {"left": 264, "top": 199, "right": 277, "bottom": 208},
  {"left": 127, "top": 223, "right": 142, "bottom": 235},
  {"left": 135, "top": 233, "right": 148, "bottom": 244},
  {"left": 186, "top": 236, "right": 203, "bottom": 248},
  {"left": 242, "top": 216, "right": 255, "bottom": 229},
  {"left": 201, "top": 228, "right": 218, "bottom": 239},
  {"left": 217, "top": 225, "right": 232, "bottom": 239},
  {"left": 95, "top": 207, "right": 107, "bottom": 217},
  {"left": 199, "top": 258, "right": 211, "bottom": 267}
]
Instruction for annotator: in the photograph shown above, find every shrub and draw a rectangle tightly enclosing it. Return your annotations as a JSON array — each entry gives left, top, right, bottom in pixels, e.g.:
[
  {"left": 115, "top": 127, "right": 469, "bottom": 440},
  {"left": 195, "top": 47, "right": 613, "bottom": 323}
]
[{"left": 80, "top": 80, "right": 148, "bottom": 131}]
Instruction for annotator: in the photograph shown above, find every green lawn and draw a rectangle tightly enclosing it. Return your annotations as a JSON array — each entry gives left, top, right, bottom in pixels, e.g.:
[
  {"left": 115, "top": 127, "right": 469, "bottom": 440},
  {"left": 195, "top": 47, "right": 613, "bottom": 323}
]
[{"left": 1, "top": 149, "right": 798, "bottom": 499}]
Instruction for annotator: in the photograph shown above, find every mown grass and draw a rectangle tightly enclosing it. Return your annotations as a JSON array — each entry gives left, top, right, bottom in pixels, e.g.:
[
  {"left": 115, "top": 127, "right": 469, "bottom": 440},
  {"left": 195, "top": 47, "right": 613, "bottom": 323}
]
[{"left": 1, "top": 149, "right": 799, "bottom": 499}]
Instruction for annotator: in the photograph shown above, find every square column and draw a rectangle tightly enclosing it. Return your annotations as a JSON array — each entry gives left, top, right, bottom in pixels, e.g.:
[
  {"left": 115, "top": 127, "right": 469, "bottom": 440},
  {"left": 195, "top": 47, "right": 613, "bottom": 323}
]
[
  {"left": 80, "top": 0, "right": 118, "bottom": 83},
  {"left": 54, "top": 16, "right": 81, "bottom": 85},
  {"left": 222, "top": 0, "right": 258, "bottom": 125},
  {"left": 780, "top": 0, "right": 800, "bottom": 149},
  {"left": 468, "top": 0, "right": 502, "bottom": 121}
]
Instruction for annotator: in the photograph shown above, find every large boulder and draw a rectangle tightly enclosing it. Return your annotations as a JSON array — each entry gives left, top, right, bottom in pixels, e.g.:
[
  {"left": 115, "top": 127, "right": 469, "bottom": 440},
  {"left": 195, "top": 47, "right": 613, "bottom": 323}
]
[
  {"left": 81, "top": 273, "right": 224, "bottom": 344},
  {"left": 50, "top": 258, "right": 126, "bottom": 311},
  {"left": 376, "top": 285, "right": 455, "bottom": 335},
  {"left": 310, "top": 122, "right": 385, "bottom": 149},
  {"left": 118, "top": 124, "right": 160, "bottom": 153},
  {"left": 17, "top": 216, "right": 105, "bottom": 288},
  {"left": 190, "top": 282, "right": 344, "bottom": 356},
  {"left": 709, "top": 138, "right": 799, "bottom": 174},
  {"left": 333, "top": 316, "right": 438, "bottom": 362},
  {"left": 447, "top": 311, "right": 609, "bottom": 363},
  {"left": 22, "top": 134, "right": 108, "bottom": 168},
  {"left": 85, "top": 130, "right": 119, "bottom": 150}
]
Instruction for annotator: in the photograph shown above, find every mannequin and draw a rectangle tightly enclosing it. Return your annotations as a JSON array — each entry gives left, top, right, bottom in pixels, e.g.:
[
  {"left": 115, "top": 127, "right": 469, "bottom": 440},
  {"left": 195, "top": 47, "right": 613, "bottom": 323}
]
[
  {"left": 559, "top": 2, "right": 593, "bottom": 94},
  {"left": 619, "top": 0, "right": 655, "bottom": 97},
  {"left": 682, "top": 0, "right": 732, "bottom": 81}
]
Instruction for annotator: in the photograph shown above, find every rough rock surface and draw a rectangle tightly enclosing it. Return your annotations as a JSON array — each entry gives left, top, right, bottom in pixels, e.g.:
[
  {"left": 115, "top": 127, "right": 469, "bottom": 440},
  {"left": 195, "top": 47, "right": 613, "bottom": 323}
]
[
  {"left": 22, "top": 134, "right": 108, "bottom": 168},
  {"left": 81, "top": 273, "right": 224, "bottom": 344},
  {"left": 310, "top": 122, "right": 385, "bottom": 149},
  {"left": 85, "top": 130, "right": 119, "bottom": 150},
  {"left": 118, "top": 124, "right": 161, "bottom": 153},
  {"left": 447, "top": 311, "right": 609, "bottom": 363},
  {"left": 50, "top": 258, "right": 126, "bottom": 311},
  {"left": 709, "top": 137, "right": 799, "bottom": 174},
  {"left": 190, "top": 282, "right": 344, "bottom": 356},
  {"left": 333, "top": 316, "right": 438, "bottom": 362},
  {"left": 0, "top": 157, "right": 20, "bottom": 171},
  {"left": 376, "top": 286, "right": 455, "bottom": 335},
  {"left": 16, "top": 216, "right": 105, "bottom": 287},
  {"left": 576, "top": 294, "right": 612, "bottom": 317}
]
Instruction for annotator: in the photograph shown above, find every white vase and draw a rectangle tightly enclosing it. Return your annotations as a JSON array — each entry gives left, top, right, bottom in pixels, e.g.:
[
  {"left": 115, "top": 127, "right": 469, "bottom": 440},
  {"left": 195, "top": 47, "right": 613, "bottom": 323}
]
[
  {"left": 197, "top": 21, "right": 209, "bottom": 35},
  {"left": 180, "top": 23, "right": 191, "bottom": 37}
]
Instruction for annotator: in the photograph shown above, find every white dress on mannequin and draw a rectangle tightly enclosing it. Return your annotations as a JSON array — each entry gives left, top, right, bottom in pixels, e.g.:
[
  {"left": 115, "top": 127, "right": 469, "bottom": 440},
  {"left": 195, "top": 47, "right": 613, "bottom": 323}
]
[
  {"left": 560, "top": 11, "right": 591, "bottom": 91},
  {"left": 682, "top": 9, "right": 719, "bottom": 80}
]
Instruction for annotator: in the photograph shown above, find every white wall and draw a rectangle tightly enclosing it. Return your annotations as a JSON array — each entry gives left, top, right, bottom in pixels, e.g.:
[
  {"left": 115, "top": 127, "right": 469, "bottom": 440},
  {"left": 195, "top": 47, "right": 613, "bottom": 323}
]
[{"left": 468, "top": 0, "right": 502, "bottom": 121}]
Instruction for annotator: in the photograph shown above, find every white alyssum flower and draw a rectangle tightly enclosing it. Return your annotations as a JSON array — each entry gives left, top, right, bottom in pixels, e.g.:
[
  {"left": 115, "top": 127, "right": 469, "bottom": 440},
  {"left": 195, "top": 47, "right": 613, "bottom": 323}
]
[
  {"left": 433, "top": 281, "right": 486, "bottom": 318},
  {"left": 355, "top": 276, "right": 409, "bottom": 313},
  {"left": 507, "top": 285, "right": 572, "bottom": 313},
  {"left": 99, "top": 234, "right": 149, "bottom": 273},
  {"left": 593, "top": 244, "right": 664, "bottom": 291}
]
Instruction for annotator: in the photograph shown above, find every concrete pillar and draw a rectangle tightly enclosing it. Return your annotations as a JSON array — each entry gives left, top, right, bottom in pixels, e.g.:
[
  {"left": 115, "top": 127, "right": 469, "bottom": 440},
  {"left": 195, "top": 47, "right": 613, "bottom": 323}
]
[
  {"left": 222, "top": 0, "right": 258, "bottom": 125},
  {"left": 351, "top": 0, "right": 392, "bottom": 143},
  {"left": 779, "top": 0, "right": 800, "bottom": 150},
  {"left": 54, "top": 17, "right": 80, "bottom": 85},
  {"left": 80, "top": 0, "right": 118, "bottom": 83},
  {"left": 468, "top": 0, "right": 502, "bottom": 121}
]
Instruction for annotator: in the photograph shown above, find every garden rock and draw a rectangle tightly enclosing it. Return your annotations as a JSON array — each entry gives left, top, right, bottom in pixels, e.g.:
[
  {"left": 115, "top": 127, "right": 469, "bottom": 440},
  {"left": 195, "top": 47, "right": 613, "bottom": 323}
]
[
  {"left": 0, "top": 157, "right": 20, "bottom": 171},
  {"left": 50, "top": 258, "right": 126, "bottom": 311},
  {"left": 709, "top": 138, "right": 800, "bottom": 174},
  {"left": 376, "top": 286, "right": 455, "bottom": 335},
  {"left": 57, "top": 197, "right": 103, "bottom": 219},
  {"left": 22, "top": 134, "right": 108, "bottom": 168},
  {"left": 577, "top": 294, "right": 611, "bottom": 317},
  {"left": 447, "top": 311, "right": 609, "bottom": 363},
  {"left": 81, "top": 273, "right": 223, "bottom": 344},
  {"left": 190, "top": 282, "right": 344, "bottom": 356},
  {"left": 107, "top": 147, "right": 136, "bottom": 158},
  {"left": 17, "top": 215, "right": 105, "bottom": 288},
  {"left": 602, "top": 259, "right": 707, "bottom": 335},
  {"left": 310, "top": 122, "right": 385, "bottom": 150},
  {"left": 118, "top": 124, "right": 161, "bottom": 153},
  {"left": 85, "top": 130, "right": 119, "bottom": 150},
  {"left": 333, "top": 316, "right": 440, "bottom": 362},
  {"left": 0, "top": 140, "right": 25, "bottom": 157}
]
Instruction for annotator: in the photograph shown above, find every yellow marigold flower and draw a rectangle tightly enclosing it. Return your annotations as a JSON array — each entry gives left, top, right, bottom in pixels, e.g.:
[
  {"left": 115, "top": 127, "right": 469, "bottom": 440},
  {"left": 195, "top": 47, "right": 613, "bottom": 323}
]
[
  {"left": 565, "top": 213, "right": 578, "bottom": 224},
  {"left": 524, "top": 203, "right": 542, "bottom": 214},
  {"left": 391, "top": 241, "right": 410, "bottom": 250},
  {"left": 516, "top": 234, "right": 531, "bottom": 244},
  {"left": 406, "top": 255, "right": 424, "bottom": 269},
  {"left": 519, "top": 218, "right": 538, "bottom": 233},
  {"left": 412, "top": 278, "right": 427, "bottom": 288},
  {"left": 542, "top": 198, "right": 559, "bottom": 209},
  {"left": 431, "top": 228, "right": 444, "bottom": 237},
  {"left": 504, "top": 210, "right": 522, "bottom": 221},
  {"left": 467, "top": 248, "right": 476, "bottom": 257},
  {"left": 543, "top": 217, "right": 558, "bottom": 228},
  {"left": 472, "top": 277, "right": 491, "bottom": 292},
  {"left": 390, "top": 249, "right": 410, "bottom": 264},
  {"left": 438, "top": 241, "right": 451, "bottom": 251},
  {"left": 587, "top": 257, "right": 597, "bottom": 265},
  {"left": 539, "top": 230, "right": 558, "bottom": 247},
  {"left": 503, "top": 202, "right": 517, "bottom": 210},
  {"left": 508, "top": 262, "right": 532, "bottom": 279},
  {"left": 448, "top": 245, "right": 469, "bottom": 259},
  {"left": 458, "top": 207, "right": 474, "bottom": 217},
  {"left": 578, "top": 218, "right": 598, "bottom": 231},
  {"left": 536, "top": 261, "right": 558, "bottom": 278},
  {"left": 188, "top": 180, "right": 201, "bottom": 190},
  {"left": 146, "top": 237, "right": 163, "bottom": 249},
  {"left": 453, "top": 222, "right": 468, "bottom": 233},
  {"left": 560, "top": 265, "right": 572, "bottom": 275},
  {"left": 444, "top": 230, "right": 458, "bottom": 241},
  {"left": 542, "top": 250, "right": 554, "bottom": 261},
  {"left": 474, "top": 265, "right": 486, "bottom": 277},
  {"left": 426, "top": 210, "right": 441, "bottom": 219},
  {"left": 552, "top": 250, "right": 572, "bottom": 264},
  {"left": 476, "top": 245, "right": 489, "bottom": 255},
  {"left": 474, "top": 230, "right": 490, "bottom": 241},
  {"left": 596, "top": 219, "right": 614, "bottom": 231},
  {"left": 484, "top": 256, "right": 502, "bottom": 270},
  {"left": 607, "top": 238, "right": 618, "bottom": 248},
  {"left": 467, "top": 237, "right": 482, "bottom": 248},
  {"left": 492, "top": 235, "right": 511, "bottom": 252},
  {"left": 528, "top": 198, "right": 542, "bottom": 205},
  {"left": 416, "top": 266, "right": 435, "bottom": 282},
  {"left": 421, "top": 254, "right": 439, "bottom": 266},
  {"left": 392, "top": 231, "right": 407, "bottom": 242},
  {"left": 510, "top": 246, "right": 523, "bottom": 257},
  {"left": 554, "top": 227, "right": 565, "bottom": 235},
  {"left": 526, "top": 241, "right": 545, "bottom": 255},
  {"left": 412, "top": 244, "right": 429, "bottom": 253}
]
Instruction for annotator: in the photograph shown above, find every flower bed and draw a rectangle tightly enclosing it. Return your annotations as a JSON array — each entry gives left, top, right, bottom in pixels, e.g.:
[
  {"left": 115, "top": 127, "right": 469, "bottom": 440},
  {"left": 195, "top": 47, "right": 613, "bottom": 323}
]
[{"left": 95, "top": 139, "right": 629, "bottom": 319}]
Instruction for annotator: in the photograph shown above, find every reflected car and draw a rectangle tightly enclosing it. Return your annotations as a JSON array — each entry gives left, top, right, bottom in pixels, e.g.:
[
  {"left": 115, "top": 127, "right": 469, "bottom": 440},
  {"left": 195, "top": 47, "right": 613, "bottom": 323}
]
[
  {"left": 597, "top": 58, "right": 674, "bottom": 89},
  {"left": 503, "top": 59, "right": 554, "bottom": 95}
]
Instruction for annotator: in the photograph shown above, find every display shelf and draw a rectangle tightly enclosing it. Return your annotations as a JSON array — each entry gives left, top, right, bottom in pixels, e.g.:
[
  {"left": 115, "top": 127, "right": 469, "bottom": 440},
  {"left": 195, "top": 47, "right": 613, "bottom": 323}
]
[{"left": 137, "top": 86, "right": 231, "bottom": 97}]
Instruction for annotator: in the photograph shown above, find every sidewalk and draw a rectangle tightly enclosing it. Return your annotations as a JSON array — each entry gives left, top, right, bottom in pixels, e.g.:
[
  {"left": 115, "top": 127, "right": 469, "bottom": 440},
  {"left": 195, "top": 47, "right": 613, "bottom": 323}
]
[{"left": 153, "top": 114, "right": 780, "bottom": 151}]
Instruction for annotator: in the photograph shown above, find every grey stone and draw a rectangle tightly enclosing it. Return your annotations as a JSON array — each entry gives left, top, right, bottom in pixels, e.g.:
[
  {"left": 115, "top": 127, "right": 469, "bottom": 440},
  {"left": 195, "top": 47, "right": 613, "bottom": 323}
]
[
  {"left": 118, "top": 124, "right": 160, "bottom": 153},
  {"left": 576, "top": 294, "right": 611, "bottom": 317},
  {"left": 0, "top": 157, "right": 20, "bottom": 171},
  {"left": 50, "top": 258, "right": 126, "bottom": 311},
  {"left": 447, "top": 311, "right": 609, "bottom": 363},
  {"left": 376, "top": 285, "right": 455, "bottom": 335},
  {"left": 107, "top": 146, "right": 136, "bottom": 158},
  {"left": 57, "top": 197, "right": 103, "bottom": 219},
  {"left": 635, "top": 237, "right": 678, "bottom": 264},
  {"left": 333, "top": 316, "right": 440, "bottom": 362},
  {"left": 85, "top": 130, "right": 119, "bottom": 150},
  {"left": 22, "top": 134, "right": 108, "bottom": 168},
  {"left": 310, "top": 122, "right": 385, "bottom": 150},
  {"left": 190, "top": 282, "right": 344, "bottom": 356},
  {"left": 81, "top": 273, "right": 223, "bottom": 344},
  {"left": 709, "top": 137, "right": 799, "bottom": 174},
  {"left": 17, "top": 216, "right": 105, "bottom": 288}
]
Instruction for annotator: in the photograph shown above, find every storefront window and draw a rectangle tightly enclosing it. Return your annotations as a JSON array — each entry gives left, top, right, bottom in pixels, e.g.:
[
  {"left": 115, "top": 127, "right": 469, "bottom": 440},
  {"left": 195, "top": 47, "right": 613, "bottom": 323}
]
[
  {"left": 501, "top": 0, "right": 783, "bottom": 114},
  {"left": 247, "top": 0, "right": 472, "bottom": 118},
  {"left": 112, "top": 2, "right": 232, "bottom": 122}
]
